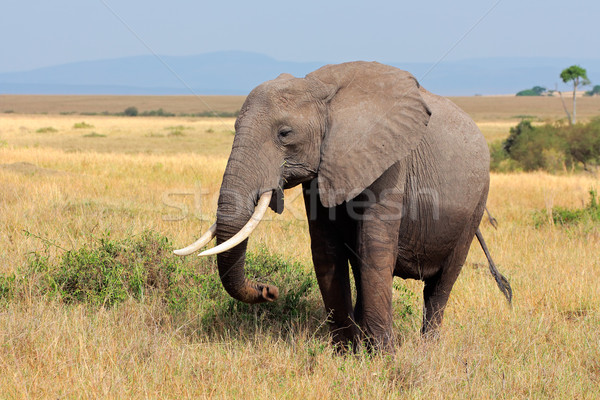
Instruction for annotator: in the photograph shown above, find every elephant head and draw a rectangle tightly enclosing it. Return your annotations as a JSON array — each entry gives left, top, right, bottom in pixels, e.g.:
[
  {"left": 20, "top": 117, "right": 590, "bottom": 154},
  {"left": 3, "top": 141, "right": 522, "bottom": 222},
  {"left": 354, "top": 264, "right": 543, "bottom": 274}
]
[{"left": 175, "top": 61, "right": 431, "bottom": 304}]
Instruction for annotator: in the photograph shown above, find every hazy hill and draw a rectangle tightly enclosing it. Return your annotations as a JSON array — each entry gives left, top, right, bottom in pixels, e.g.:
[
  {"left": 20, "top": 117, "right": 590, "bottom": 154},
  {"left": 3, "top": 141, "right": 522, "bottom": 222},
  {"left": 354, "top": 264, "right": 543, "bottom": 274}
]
[{"left": 1, "top": 51, "right": 599, "bottom": 96}]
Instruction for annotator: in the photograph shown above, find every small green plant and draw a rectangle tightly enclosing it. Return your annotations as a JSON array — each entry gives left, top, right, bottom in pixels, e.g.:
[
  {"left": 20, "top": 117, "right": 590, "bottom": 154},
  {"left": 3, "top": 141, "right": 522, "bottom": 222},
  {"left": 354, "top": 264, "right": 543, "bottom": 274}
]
[
  {"left": 4, "top": 110, "right": 15, "bottom": 114},
  {"left": 167, "top": 129, "right": 185, "bottom": 137},
  {"left": 0, "top": 273, "right": 16, "bottom": 302},
  {"left": 73, "top": 122, "right": 94, "bottom": 129},
  {"left": 82, "top": 132, "right": 106, "bottom": 138},
  {"left": 36, "top": 126, "right": 58, "bottom": 133},
  {"left": 511, "top": 114, "right": 537, "bottom": 120},
  {"left": 534, "top": 189, "right": 600, "bottom": 227},
  {"left": 165, "top": 125, "right": 189, "bottom": 137}
]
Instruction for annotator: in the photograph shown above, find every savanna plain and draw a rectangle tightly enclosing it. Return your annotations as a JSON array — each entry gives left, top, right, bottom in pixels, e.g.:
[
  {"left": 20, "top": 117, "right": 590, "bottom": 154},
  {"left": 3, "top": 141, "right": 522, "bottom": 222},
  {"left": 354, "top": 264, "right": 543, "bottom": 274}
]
[{"left": 1, "top": 95, "right": 600, "bottom": 398}]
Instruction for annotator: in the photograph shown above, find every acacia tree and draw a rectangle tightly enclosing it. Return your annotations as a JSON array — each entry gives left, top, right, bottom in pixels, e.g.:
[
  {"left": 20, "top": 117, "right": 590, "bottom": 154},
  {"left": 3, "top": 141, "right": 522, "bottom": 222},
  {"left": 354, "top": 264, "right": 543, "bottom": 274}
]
[{"left": 560, "top": 65, "right": 590, "bottom": 124}]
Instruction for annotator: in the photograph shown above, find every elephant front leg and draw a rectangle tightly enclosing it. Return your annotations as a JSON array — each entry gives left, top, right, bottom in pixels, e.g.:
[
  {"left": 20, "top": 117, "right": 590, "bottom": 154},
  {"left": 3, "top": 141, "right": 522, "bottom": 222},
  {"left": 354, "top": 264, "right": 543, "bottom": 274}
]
[
  {"left": 312, "top": 250, "right": 360, "bottom": 350},
  {"left": 303, "top": 182, "right": 359, "bottom": 350},
  {"left": 355, "top": 217, "right": 400, "bottom": 352}
]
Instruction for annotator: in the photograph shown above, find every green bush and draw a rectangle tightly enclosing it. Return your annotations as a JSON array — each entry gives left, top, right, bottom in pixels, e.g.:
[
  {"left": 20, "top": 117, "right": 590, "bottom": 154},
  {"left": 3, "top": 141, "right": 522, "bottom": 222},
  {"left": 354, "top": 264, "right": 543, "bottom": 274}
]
[
  {"left": 73, "top": 122, "right": 94, "bottom": 129},
  {"left": 82, "top": 132, "right": 106, "bottom": 138},
  {"left": 36, "top": 126, "right": 58, "bottom": 133},
  {"left": 491, "top": 118, "right": 600, "bottom": 172},
  {"left": 165, "top": 125, "right": 188, "bottom": 137},
  {"left": 533, "top": 189, "right": 600, "bottom": 227},
  {"left": 140, "top": 108, "right": 175, "bottom": 117},
  {"left": 24, "top": 231, "right": 176, "bottom": 306},
  {"left": 584, "top": 85, "right": 600, "bottom": 96},
  {"left": 0, "top": 274, "right": 16, "bottom": 302},
  {"left": 124, "top": 106, "right": 139, "bottom": 116},
  {"left": 566, "top": 119, "right": 600, "bottom": 169},
  {"left": 516, "top": 86, "right": 547, "bottom": 96},
  {"left": 8, "top": 232, "right": 321, "bottom": 335},
  {"left": 1, "top": 231, "right": 419, "bottom": 337}
]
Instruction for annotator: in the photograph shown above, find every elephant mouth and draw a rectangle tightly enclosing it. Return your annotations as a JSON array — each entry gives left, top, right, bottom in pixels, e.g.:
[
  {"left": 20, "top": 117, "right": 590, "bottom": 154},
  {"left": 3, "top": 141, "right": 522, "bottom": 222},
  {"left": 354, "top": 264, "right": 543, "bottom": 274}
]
[
  {"left": 173, "top": 190, "right": 273, "bottom": 257},
  {"left": 269, "top": 187, "right": 284, "bottom": 214}
]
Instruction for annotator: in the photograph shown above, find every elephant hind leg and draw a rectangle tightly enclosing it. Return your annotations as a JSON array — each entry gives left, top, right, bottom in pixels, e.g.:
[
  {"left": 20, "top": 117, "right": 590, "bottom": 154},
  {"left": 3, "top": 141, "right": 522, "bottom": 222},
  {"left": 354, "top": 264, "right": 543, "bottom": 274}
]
[
  {"left": 422, "top": 269, "right": 459, "bottom": 338},
  {"left": 421, "top": 223, "right": 479, "bottom": 337}
]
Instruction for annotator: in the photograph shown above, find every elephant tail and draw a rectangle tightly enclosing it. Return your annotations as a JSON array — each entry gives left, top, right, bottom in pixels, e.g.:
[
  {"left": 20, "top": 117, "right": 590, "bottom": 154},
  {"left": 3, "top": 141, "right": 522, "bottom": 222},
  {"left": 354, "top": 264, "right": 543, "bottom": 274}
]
[
  {"left": 484, "top": 206, "right": 498, "bottom": 229},
  {"left": 475, "top": 229, "right": 512, "bottom": 305}
]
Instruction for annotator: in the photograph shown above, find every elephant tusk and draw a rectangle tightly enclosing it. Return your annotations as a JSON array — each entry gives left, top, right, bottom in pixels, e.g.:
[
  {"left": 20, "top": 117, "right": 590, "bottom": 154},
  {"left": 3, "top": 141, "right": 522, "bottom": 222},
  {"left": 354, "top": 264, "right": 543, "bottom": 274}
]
[
  {"left": 173, "top": 223, "right": 217, "bottom": 256},
  {"left": 199, "top": 191, "right": 272, "bottom": 257}
]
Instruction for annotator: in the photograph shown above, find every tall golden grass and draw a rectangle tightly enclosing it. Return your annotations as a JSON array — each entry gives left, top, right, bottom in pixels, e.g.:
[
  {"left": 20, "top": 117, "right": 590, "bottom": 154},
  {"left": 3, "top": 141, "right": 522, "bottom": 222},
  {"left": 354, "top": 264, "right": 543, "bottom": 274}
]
[{"left": 1, "top": 111, "right": 599, "bottom": 398}]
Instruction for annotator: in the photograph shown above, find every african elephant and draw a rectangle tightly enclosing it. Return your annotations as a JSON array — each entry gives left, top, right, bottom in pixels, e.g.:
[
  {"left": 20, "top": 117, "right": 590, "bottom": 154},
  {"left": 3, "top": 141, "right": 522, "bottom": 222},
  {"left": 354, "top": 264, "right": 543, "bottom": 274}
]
[{"left": 175, "top": 61, "right": 512, "bottom": 351}]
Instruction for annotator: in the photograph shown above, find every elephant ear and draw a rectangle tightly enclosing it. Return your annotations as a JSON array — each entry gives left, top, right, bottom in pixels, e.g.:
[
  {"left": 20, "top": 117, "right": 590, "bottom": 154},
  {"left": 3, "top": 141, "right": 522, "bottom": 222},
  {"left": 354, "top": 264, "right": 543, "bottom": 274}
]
[{"left": 307, "top": 62, "right": 431, "bottom": 208}]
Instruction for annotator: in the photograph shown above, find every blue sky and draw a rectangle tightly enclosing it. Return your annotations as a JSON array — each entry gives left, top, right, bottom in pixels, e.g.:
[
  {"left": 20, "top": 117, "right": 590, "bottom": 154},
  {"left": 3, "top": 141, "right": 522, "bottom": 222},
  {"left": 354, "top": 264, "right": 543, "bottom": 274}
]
[{"left": 2, "top": 0, "right": 599, "bottom": 73}]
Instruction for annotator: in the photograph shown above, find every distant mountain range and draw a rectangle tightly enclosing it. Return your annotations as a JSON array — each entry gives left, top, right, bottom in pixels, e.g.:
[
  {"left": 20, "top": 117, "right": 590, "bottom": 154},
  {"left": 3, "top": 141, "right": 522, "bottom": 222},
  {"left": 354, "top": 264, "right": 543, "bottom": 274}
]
[{"left": 1, "top": 51, "right": 599, "bottom": 96}]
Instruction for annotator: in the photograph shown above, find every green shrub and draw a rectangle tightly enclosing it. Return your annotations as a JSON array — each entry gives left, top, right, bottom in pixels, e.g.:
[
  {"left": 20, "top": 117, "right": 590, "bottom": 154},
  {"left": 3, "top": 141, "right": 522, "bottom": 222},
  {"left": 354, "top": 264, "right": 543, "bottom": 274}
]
[
  {"left": 140, "top": 108, "right": 175, "bottom": 117},
  {"left": 11, "top": 232, "right": 321, "bottom": 335},
  {"left": 3, "top": 231, "right": 418, "bottom": 338},
  {"left": 511, "top": 114, "right": 537, "bottom": 120},
  {"left": 0, "top": 273, "right": 16, "bottom": 302},
  {"left": 197, "top": 246, "right": 318, "bottom": 327},
  {"left": 566, "top": 118, "right": 600, "bottom": 169},
  {"left": 36, "top": 126, "right": 58, "bottom": 133},
  {"left": 73, "top": 122, "right": 94, "bottom": 129},
  {"left": 585, "top": 85, "right": 600, "bottom": 96},
  {"left": 82, "top": 132, "right": 106, "bottom": 138},
  {"left": 534, "top": 189, "right": 600, "bottom": 227},
  {"left": 516, "top": 86, "right": 547, "bottom": 96},
  {"left": 124, "top": 106, "right": 139, "bottom": 116},
  {"left": 24, "top": 231, "right": 175, "bottom": 306},
  {"left": 164, "top": 125, "right": 188, "bottom": 137},
  {"left": 491, "top": 118, "right": 600, "bottom": 172}
]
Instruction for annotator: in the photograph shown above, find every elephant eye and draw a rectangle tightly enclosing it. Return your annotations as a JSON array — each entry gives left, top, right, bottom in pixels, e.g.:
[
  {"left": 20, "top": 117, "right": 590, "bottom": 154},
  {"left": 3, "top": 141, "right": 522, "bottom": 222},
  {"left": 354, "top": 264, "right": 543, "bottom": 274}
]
[{"left": 278, "top": 128, "right": 293, "bottom": 139}]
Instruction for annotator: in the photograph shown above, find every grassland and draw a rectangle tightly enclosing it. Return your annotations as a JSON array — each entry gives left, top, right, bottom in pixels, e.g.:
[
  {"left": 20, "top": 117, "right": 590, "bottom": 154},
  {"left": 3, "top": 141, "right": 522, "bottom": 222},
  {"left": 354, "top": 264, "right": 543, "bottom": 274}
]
[
  {"left": 0, "top": 94, "right": 245, "bottom": 115},
  {"left": 0, "top": 96, "right": 599, "bottom": 398}
]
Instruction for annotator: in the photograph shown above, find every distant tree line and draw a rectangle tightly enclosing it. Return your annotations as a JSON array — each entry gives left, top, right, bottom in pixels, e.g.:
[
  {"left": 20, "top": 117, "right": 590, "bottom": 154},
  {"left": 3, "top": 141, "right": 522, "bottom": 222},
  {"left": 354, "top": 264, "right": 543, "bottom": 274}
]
[
  {"left": 516, "top": 86, "right": 550, "bottom": 96},
  {"left": 121, "top": 106, "right": 238, "bottom": 118}
]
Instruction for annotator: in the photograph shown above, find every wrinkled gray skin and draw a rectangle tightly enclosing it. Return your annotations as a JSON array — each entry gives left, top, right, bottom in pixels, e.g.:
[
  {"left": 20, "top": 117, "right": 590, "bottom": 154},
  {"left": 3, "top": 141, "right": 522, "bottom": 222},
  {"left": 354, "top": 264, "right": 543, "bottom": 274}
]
[{"left": 214, "top": 61, "right": 511, "bottom": 351}]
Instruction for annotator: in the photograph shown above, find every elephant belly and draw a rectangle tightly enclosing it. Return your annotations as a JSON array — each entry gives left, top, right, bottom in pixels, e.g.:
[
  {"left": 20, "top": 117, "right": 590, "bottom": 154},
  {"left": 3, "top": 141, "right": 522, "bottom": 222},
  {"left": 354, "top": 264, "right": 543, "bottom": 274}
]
[
  {"left": 394, "top": 211, "right": 468, "bottom": 280},
  {"left": 391, "top": 91, "right": 489, "bottom": 280}
]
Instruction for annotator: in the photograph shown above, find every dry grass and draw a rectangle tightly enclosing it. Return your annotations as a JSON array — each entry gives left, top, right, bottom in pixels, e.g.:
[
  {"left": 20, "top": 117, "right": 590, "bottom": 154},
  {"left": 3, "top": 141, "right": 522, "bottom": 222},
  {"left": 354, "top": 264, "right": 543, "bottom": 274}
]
[
  {"left": 1, "top": 106, "right": 600, "bottom": 398},
  {"left": 0, "top": 114, "right": 236, "bottom": 155},
  {"left": 0, "top": 94, "right": 245, "bottom": 115},
  {"left": 449, "top": 95, "right": 600, "bottom": 122}
]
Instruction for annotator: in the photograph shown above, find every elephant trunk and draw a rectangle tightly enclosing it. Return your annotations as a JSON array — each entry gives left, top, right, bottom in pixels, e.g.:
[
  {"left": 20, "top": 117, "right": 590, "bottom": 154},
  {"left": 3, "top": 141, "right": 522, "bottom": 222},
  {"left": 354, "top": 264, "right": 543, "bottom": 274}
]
[{"left": 215, "top": 149, "right": 279, "bottom": 304}]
